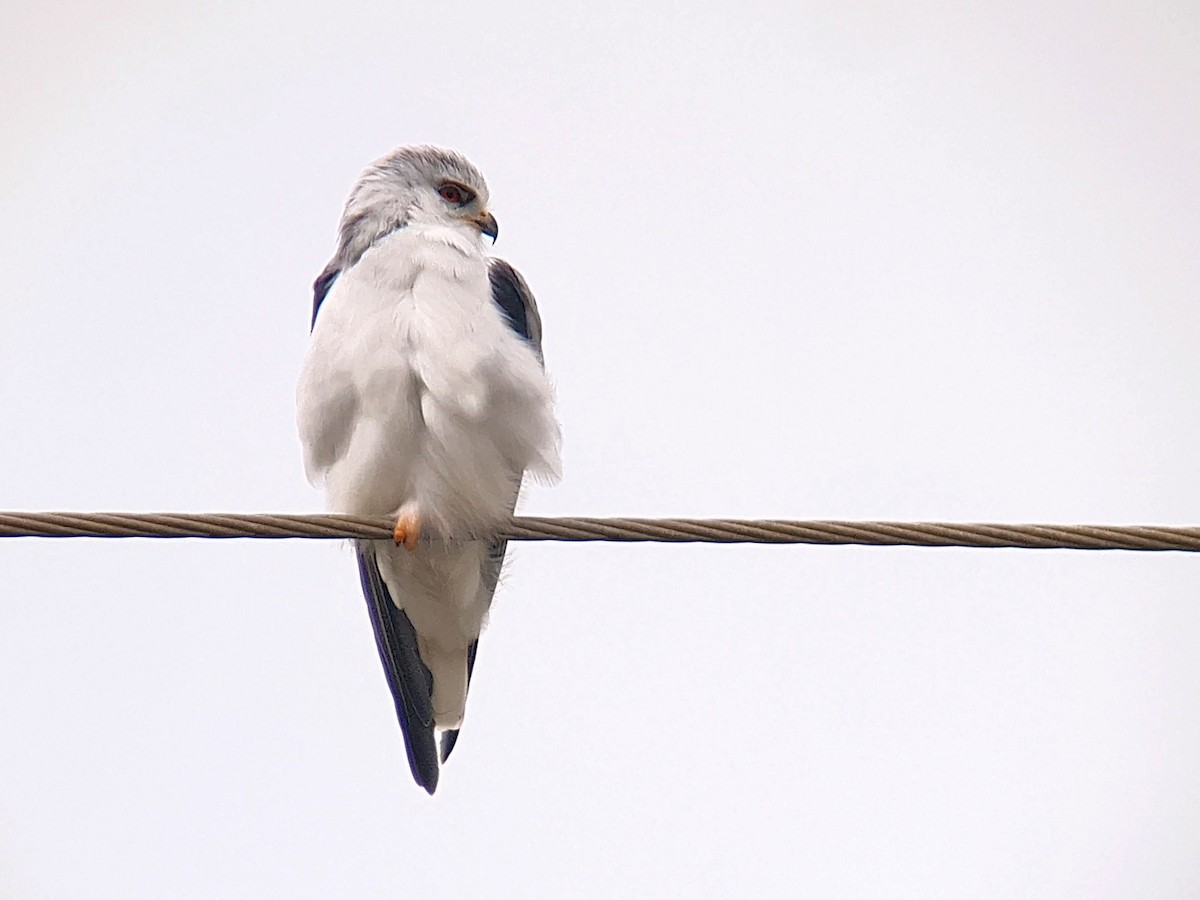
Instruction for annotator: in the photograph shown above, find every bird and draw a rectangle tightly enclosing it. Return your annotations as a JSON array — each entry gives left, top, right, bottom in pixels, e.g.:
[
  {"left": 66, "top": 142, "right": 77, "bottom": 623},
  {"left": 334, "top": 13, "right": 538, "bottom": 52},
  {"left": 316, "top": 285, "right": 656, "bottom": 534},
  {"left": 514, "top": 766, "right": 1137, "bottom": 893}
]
[{"left": 296, "top": 145, "right": 561, "bottom": 793}]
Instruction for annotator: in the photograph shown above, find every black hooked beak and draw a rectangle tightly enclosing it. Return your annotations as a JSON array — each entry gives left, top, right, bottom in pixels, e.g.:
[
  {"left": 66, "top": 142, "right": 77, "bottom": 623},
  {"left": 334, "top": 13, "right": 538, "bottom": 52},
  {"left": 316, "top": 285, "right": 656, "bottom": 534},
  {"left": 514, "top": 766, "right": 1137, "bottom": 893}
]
[
  {"left": 472, "top": 210, "right": 496, "bottom": 240},
  {"left": 473, "top": 210, "right": 499, "bottom": 241}
]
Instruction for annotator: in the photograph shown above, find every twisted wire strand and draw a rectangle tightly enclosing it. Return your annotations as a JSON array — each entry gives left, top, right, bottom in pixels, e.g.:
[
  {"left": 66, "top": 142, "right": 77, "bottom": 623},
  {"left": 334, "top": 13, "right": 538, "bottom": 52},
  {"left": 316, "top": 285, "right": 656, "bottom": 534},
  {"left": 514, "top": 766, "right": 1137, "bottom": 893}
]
[{"left": 0, "top": 512, "right": 1197, "bottom": 551}]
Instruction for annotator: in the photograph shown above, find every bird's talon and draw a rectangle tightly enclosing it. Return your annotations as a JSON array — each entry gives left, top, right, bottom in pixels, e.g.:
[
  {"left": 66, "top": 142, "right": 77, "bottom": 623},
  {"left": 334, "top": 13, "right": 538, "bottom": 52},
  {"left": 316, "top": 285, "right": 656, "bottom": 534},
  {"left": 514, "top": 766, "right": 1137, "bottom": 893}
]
[{"left": 393, "top": 514, "right": 422, "bottom": 550}]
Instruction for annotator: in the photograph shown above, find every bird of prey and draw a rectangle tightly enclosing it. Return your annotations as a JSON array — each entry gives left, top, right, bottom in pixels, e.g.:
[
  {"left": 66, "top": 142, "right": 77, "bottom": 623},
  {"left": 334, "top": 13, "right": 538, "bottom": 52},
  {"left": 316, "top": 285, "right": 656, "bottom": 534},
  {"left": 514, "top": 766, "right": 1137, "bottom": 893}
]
[{"left": 296, "top": 145, "right": 561, "bottom": 793}]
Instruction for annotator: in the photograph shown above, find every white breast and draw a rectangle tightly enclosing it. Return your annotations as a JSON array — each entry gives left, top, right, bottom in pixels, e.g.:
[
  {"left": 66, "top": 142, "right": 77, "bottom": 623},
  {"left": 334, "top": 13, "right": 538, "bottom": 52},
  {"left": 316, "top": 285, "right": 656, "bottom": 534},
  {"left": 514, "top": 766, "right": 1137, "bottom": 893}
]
[{"left": 296, "top": 224, "right": 561, "bottom": 536}]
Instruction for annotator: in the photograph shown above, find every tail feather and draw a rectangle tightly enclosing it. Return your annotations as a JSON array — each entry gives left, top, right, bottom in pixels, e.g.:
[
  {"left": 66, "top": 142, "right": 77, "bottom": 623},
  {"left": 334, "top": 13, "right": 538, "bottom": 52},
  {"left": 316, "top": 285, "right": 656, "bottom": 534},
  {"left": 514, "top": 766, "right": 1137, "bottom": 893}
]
[
  {"left": 356, "top": 549, "right": 440, "bottom": 794},
  {"left": 438, "top": 538, "right": 504, "bottom": 763},
  {"left": 439, "top": 640, "right": 479, "bottom": 763}
]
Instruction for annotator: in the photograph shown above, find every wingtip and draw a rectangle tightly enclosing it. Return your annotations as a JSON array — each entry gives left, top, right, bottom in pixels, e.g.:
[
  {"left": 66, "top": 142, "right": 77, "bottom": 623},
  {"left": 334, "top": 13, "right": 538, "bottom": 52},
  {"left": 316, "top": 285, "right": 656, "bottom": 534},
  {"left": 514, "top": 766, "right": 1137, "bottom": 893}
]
[
  {"left": 420, "top": 770, "right": 439, "bottom": 795},
  {"left": 440, "top": 728, "right": 460, "bottom": 763},
  {"left": 402, "top": 729, "right": 440, "bottom": 794},
  {"left": 356, "top": 549, "right": 442, "bottom": 795}
]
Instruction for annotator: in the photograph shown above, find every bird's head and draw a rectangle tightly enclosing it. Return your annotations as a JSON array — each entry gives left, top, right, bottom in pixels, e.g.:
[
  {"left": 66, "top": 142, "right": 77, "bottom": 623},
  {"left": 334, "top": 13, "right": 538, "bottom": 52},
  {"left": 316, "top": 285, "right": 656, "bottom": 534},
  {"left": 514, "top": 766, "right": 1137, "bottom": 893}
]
[{"left": 338, "top": 145, "right": 497, "bottom": 263}]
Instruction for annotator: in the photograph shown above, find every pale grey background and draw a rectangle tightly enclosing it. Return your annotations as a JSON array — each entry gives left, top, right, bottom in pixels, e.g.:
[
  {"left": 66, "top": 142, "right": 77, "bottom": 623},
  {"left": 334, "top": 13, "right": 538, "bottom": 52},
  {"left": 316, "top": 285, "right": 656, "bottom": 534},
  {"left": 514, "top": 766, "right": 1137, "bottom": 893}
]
[{"left": 2, "top": 1, "right": 1198, "bottom": 897}]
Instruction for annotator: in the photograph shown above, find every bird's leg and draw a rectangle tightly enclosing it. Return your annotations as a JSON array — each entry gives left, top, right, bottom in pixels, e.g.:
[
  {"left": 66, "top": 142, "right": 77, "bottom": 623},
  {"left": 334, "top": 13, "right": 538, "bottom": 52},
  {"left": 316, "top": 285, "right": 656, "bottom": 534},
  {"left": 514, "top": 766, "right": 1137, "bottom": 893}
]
[{"left": 392, "top": 502, "right": 423, "bottom": 551}]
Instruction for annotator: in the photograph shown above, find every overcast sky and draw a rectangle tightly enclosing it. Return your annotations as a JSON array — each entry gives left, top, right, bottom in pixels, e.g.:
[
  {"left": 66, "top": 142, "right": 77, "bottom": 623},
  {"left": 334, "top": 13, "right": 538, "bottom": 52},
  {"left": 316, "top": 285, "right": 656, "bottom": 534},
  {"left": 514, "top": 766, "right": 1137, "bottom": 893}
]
[{"left": 2, "top": 1, "right": 1198, "bottom": 897}]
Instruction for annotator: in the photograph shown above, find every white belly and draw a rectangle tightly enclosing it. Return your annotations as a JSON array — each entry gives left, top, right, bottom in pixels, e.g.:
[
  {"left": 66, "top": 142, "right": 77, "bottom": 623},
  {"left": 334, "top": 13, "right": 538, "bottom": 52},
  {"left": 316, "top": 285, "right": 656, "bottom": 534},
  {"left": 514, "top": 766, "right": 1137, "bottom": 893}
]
[{"left": 296, "top": 225, "right": 561, "bottom": 536}]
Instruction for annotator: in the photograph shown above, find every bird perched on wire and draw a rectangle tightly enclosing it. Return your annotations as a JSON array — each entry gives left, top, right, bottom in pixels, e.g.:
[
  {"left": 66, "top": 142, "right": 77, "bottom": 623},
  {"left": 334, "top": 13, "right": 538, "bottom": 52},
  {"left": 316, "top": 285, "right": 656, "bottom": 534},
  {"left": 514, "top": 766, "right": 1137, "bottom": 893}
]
[{"left": 296, "top": 145, "right": 561, "bottom": 793}]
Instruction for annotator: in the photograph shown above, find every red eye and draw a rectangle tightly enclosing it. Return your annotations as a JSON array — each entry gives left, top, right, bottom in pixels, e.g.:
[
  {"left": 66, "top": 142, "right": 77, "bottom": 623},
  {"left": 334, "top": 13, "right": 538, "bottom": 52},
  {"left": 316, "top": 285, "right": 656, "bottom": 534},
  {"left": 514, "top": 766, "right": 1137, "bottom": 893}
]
[{"left": 438, "top": 183, "right": 471, "bottom": 205}]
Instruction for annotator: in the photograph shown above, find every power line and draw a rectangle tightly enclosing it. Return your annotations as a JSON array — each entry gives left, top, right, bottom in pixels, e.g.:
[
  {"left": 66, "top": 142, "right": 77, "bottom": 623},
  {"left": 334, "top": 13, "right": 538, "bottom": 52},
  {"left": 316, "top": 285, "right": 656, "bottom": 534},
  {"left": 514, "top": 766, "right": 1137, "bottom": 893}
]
[{"left": 0, "top": 512, "right": 1197, "bottom": 551}]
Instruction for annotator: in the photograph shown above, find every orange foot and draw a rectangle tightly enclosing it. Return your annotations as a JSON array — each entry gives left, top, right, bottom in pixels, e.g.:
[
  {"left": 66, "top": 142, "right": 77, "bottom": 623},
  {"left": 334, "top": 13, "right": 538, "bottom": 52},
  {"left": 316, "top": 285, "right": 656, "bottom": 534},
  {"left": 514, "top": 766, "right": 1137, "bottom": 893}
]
[{"left": 392, "top": 510, "right": 422, "bottom": 550}]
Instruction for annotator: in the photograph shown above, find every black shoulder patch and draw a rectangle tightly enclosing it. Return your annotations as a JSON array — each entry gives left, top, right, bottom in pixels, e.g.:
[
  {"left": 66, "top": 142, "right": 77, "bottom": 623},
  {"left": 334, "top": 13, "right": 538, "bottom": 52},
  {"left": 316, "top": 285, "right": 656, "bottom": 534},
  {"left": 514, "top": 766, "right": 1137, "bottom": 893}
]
[
  {"left": 311, "top": 262, "right": 340, "bottom": 329},
  {"left": 488, "top": 259, "right": 532, "bottom": 342}
]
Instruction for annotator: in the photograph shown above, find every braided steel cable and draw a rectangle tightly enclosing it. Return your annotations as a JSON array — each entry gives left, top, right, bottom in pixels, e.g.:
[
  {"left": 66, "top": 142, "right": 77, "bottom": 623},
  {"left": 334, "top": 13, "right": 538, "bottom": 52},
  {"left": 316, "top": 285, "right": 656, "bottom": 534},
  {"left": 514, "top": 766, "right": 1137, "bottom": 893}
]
[{"left": 0, "top": 512, "right": 1198, "bottom": 551}]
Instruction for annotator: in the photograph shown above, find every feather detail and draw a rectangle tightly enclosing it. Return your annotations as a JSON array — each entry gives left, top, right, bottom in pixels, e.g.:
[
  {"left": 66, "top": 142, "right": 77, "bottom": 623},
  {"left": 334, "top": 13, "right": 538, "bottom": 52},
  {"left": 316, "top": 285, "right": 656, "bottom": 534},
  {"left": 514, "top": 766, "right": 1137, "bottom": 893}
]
[{"left": 356, "top": 548, "right": 439, "bottom": 793}]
